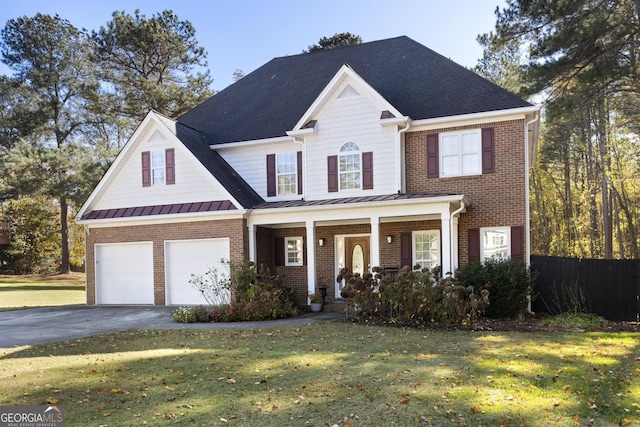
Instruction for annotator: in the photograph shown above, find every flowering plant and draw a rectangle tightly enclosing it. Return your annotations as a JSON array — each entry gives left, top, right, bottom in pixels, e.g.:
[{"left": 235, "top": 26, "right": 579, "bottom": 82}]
[{"left": 309, "top": 291, "right": 324, "bottom": 304}]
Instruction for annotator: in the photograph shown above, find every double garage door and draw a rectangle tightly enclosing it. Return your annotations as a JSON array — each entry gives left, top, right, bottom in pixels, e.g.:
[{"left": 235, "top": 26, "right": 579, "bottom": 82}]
[{"left": 95, "top": 239, "right": 229, "bottom": 305}]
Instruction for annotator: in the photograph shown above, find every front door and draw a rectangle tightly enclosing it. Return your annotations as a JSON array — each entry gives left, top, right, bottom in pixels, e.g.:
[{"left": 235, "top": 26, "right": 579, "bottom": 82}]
[{"left": 344, "top": 236, "right": 370, "bottom": 276}]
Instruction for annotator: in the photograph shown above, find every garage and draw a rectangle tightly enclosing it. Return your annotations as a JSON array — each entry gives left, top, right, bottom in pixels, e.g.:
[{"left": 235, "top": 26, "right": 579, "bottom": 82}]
[
  {"left": 165, "top": 238, "right": 230, "bottom": 305},
  {"left": 95, "top": 242, "right": 154, "bottom": 304}
]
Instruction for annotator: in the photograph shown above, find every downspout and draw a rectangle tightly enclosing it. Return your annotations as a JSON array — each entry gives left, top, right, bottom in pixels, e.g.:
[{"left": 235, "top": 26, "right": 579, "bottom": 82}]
[
  {"left": 397, "top": 121, "right": 411, "bottom": 193},
  {"left": 524, "top": 112, "right": 539, "bottom": 314},
  {"left": 449, "top": 200, "right": 465, "bottom": 274}
]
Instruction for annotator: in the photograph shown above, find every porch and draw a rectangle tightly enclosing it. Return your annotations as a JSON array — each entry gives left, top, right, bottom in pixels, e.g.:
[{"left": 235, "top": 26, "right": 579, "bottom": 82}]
[{"left": 247, "top": 194, "right": 468, "bottom": 305}]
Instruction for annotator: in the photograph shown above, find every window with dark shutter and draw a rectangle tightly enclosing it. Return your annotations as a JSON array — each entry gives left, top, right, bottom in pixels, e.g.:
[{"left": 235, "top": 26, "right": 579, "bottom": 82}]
[
  {"left": 274, "top": 237, "right": 285, "bottom": 266},
  {"left": 510, "top": 226, "right": 524, "bottom": 261},
  {"left": 297, "top": 151, "right": 303, "bottom": 195},
  {"left": 400, "top": 232, "right": 412, "bottom": 268},
  {"left": 327, "top": 155, "right": 338, "bottom": 192},
  {"left": 266, "top": 154, "right": 276, "bottom": 197},
  {"left": 141, "top": 151, "right": 151, "bottom": 187},
  {"left": 165, "top": 148, "right": 175, "bottom": 185},
  {"left": 427, "top": 134, "right": 439, "bottom": 178},
  {"left": 468, "top": 228, "right": 480, "bottom": 263},
  {"left": 481, "top": 128, "right": 495, "bottom": 174},
  {"left": 362, "top": 151, "right": 373, "bottom": 190}
]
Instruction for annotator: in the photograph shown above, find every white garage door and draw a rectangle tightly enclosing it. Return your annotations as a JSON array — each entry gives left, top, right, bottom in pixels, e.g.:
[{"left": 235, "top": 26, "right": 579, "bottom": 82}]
[
  {"left": 165, "top": 238, "right": 230, "bottom": 305},
  {"left": 95, "top": 242, "right": 154, "bottom": 305}
]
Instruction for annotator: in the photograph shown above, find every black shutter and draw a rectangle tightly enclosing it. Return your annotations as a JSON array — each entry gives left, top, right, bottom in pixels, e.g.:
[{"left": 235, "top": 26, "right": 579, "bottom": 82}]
[
  {"left": 468, "top": 228, "right": 480, "bottom": 263},
  {"left": 400, "top": 232, "right": 412, "bottom": 269},
  {"left": 482, "top": 128, "right": 495, "bottom": 174},
  {"left": 267, "top": 154, "right": 276, "bottom": 197},
  {"left": 165, "top": 148, "right": 175, "bottom": 185},
  {"left": 327, "top": 155, "right": 338, "bottom": 192},
  {"left": 511, "top": 226, "right": 524, "bottom": 261},
  {"left": 142, "top": 151, "right": 151, "bottom": 187},
  {"left": 297, "top": 151, "right": 303, "bottom": 195},
  {"left": 362, "top": 151, "right": 373, "bottom": 190},
  {"left": 274, "top": 237, "right": 285, "bottom": 266},
  {"left": 427, "top": 134, "right": 439, "bottom": 178}
]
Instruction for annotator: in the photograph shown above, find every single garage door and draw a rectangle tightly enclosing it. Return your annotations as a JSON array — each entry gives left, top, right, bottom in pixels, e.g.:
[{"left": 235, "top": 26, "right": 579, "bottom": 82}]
[
  {"left": 165, "top": 238, "right": 230, "bottom": 305},
  {"left": 95, "top": 242, "right": 154, "bottom": 304}
]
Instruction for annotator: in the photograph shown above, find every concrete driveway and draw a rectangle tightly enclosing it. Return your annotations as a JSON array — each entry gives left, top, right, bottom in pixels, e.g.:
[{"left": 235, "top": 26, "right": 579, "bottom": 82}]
[{"left": 0, "top": 305, "right": 344, "bottom": 349}]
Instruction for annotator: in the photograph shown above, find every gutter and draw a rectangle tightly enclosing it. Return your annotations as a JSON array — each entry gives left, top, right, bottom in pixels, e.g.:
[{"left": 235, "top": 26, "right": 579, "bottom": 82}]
[{"left": 449, "top": 200, "right": 466, "bottom": 273}]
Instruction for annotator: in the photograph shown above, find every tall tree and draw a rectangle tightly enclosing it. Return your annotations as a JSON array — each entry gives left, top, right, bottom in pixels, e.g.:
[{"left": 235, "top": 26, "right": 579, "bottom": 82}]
[
  {"left": 0, "top": 13, "right": 101, "bottom": 273},
  {"left": 92, "top": 9, "right": 214, "bottom": 125},
  {"left": 306, "top": 32, "right": 362, "bottom": 53}
]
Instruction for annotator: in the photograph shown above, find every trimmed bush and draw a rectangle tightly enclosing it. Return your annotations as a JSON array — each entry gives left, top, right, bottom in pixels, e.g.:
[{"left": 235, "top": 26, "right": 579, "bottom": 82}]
[{"left": 458, "top": 259, "right": 536, "bottom": 318}]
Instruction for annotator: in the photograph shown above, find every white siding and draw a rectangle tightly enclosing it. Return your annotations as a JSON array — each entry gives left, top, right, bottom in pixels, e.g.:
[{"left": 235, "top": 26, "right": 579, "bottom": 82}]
[
  {"left": 91, "top": 124, "right": 230, "bottom": 211},
  {"left": 218, "top": 141, "right": 301, "bottom": 200},
  {"left": 305, "top": 87, "right": 398, "bottom": 200}
]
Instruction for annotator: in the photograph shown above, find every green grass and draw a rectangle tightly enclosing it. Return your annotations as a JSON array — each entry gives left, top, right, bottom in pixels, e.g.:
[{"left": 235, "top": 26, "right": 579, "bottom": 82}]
[
  {"left": 0, "top": 273, "right": 85, "bottom": 309},
  {"left": 0, "top": 323, "right": 638, "bottom": 426}
]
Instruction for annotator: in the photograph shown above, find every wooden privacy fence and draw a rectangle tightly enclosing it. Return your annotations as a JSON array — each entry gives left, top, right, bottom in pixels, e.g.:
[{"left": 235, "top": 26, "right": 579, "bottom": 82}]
[{"left": 530, "top": 255, "right": 640, "bottom": 321}]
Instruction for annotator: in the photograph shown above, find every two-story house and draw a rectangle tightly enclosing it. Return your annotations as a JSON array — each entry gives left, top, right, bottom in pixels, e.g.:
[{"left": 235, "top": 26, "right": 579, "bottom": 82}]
[{"left": 76, "top": 36, "right": 539, "bottom": 306}]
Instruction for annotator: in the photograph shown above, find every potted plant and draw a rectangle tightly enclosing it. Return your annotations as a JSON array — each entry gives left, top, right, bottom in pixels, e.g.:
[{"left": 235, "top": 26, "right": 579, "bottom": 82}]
[{"left": 309, "top": 291, "right": 323, "bottom": 312}]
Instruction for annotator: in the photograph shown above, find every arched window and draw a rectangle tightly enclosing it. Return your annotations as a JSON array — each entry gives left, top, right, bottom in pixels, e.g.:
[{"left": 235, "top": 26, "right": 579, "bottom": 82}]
[{"left": 339, "top": 142, "right": 361, "bottom": 190}]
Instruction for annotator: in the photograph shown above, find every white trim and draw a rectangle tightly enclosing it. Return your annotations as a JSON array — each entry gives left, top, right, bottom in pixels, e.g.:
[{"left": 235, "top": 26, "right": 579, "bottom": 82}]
[
  {"left": 409, "top": 106, "right": 541, "bottom": 132},
  {"left": 480, "top": 226, "right": 511, "bottom": 262},
  {"left": 439, "top": 128, "right": 482, "bottom": 178},
  {"left": 412, "top": 230, "right": 440, "bottom": 270},
  {"left": 77, "top": 210, "right": 246, "bottom": 227},
  {"left": 289, "top": 64, "right": 404, "bottom": 133},
  {"left": 284, "top": 236, "right": 304, "bottom": 266},
  {"left": 210, "top": 135, "right": 294, "bottom": 150},
  {"left": 76, "top": 110, "right": 247, "bottom": 222}
]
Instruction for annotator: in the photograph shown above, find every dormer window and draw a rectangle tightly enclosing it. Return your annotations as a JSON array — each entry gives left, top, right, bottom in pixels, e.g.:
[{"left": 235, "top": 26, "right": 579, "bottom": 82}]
[{"left": 339, "top": 142, "right": 361, "bottom": 190}]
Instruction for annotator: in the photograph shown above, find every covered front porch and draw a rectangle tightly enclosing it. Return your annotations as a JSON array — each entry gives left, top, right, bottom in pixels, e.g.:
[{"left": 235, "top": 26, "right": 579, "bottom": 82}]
[{"left": 247, "top": 194, "right": 468, "bottom": 305}]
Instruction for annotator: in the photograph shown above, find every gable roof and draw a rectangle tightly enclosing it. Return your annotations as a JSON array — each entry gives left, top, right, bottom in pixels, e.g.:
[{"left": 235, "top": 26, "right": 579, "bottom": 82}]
[{"left": 177, "top": 36, "right": 532, "bottom": 145}]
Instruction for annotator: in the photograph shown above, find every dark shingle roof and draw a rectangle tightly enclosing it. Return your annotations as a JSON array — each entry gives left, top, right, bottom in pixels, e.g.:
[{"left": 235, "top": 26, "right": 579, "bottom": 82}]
[
  {"left": 177, "top": 36, "right": 531, "bottom": 144},
  {"left": 175, "top": 123, "right": 264, "bottom": 208}
]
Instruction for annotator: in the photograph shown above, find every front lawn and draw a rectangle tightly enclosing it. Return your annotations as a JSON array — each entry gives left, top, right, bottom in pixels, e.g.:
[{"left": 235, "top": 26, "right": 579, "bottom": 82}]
[
  {"left": 0, "top": 322, "right": 638, "bottom": 426},
  {"left": 0, "top": 273, "right": 85, "bottom": 309}
]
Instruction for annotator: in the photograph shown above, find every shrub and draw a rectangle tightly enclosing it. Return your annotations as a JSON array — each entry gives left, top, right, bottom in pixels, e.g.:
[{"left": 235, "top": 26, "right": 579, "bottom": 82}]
[
  {"left": 338, "top": 265, "right": 489, "bottom": 327},
  {"left": 193, "top": 305, "right": 211, "bottom": 322},
  {"left": 185, "top": 260, "right": 301, "bottom": 323},
  {"left": 544, "top": 312, "right": 606, "bottom": 328},
  {"left": 458, "top": 259, "right": 536, "bottom": 319},
  {"left": 171, "top": 306, "right": 197, "bottom": 323}
]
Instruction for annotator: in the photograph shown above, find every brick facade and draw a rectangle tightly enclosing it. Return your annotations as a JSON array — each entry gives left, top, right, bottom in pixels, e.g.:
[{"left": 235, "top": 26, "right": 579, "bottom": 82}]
[
  {"left": 405, "top": 120, "right": 527, "bottom": 264},
  {"left": 85, "top": 218, "right": 247, "bottom": 305}
]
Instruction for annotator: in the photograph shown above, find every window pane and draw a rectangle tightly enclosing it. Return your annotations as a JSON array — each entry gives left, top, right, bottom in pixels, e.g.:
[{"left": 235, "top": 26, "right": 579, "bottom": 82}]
[
  {"left": 276, "top": 153, "right": 297, "bottom": 195},
  {"left": 151, "top": 151, "right": 165, "bottom": 167},
  {"left": 286, "top": 238, "right": 302, "bottom": 265},
  {"left": 461, "top": 133, "right": 478, "bottom": 153},
  {"left": 442, "top": 155, "right": 458, "bottom": 175},
  {"left": 482, "top": 228, "right": 509, "bottom": 260},
  {"left": 415, "top": 232, "right": 439, "bottom": 269},
  {"left": 440, "top": 135, "right": 458, "bottom": 155},
  {"left": 462, "top": 153, "right": 479, "bottom": 174}
]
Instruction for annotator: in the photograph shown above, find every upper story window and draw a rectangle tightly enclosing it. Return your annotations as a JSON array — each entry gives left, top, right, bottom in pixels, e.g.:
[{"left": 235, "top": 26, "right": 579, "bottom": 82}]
[
  {"left": 339, "top": 142, "right": 361, "bottom": 190},
  {"left": 440, "top": 129, "right": 481, "bottom": 177},
  {"left": 151, "top": 151, "right": 166, "bottom": 185},
  {"left": 267, "top": 152, "right": 302, "bottom": 197},
  {"left": 276, "top": 153, "right": 297, "bottom": 195},
  {"left": 142, "top": 148, "right": 175, "bottom": 187}
]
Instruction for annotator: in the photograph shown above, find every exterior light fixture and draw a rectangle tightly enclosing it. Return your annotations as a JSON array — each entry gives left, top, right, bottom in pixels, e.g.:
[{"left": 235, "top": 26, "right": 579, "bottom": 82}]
[
  {"left": 387, "top": 235, "right": 393, "bottom": 244},
  {"left": 318, "top": 238, "right": 325, "bottom": 246}
]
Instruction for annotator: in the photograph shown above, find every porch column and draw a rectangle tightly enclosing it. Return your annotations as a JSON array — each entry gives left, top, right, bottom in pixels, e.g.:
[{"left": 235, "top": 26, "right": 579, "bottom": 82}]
[
  {"left": 451, "top": 215, "right": 460, "bottom": 271},
  {"left": 305, "top": 220, "right": 316, "bottom": 300},
  {"left": 370, "top": 215, "right": 380, "bottom": 270},
  {"left": 248, "top": 222, "right": 256, "bottom": 262},
  {"left": 440, "top": 212, "right": 452, "bottom": 275}
]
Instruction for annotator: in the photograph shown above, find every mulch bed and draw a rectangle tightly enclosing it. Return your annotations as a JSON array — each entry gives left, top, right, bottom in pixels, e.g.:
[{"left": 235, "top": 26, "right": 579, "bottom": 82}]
[{"left": 472, "top": 314, "right": 639, "bottom": 333}]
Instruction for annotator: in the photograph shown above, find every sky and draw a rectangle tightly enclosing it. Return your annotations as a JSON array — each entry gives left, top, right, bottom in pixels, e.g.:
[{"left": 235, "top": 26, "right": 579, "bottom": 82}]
[{"left": 0, "top": 0, "right": 506, "bottom": 91}]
